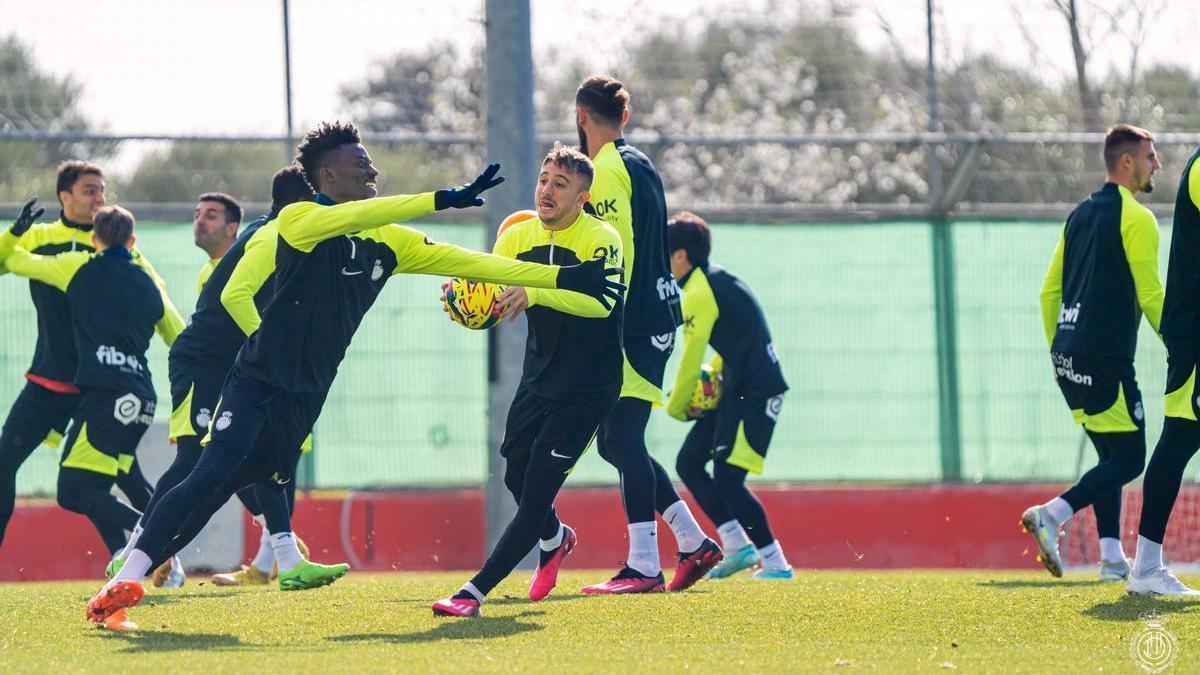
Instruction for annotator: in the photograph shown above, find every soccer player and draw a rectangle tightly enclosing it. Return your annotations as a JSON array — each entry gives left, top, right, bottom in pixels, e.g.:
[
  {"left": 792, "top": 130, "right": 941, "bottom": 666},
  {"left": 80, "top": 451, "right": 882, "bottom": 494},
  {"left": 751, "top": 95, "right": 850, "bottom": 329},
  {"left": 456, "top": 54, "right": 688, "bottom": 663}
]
[
  {"left": 192, "top": 192, "right": 241, "bottom": 292},
  {"left": 1023, "top": 124, "right": 1163, "bottom": 580},
  {"left": 432, "top": 145, "right": 624, "bottom": 617},
  {"left": 0, "top": 206, "right": 184, "bottom": 570},
  {"left": 87, "top": 121, "right": 623, "bottom": 625},
  {"left": 0, "top": 162, "right": 158, "bottom": 551},
  {"left": 663, "top": 212, "right": 793, "bottom": 580},
  {"left": 574, "top": 75, "right": 720, "bottom": 594},
  {"left": 1127, "top": 146, "right": 1200, "bottom": 595}
]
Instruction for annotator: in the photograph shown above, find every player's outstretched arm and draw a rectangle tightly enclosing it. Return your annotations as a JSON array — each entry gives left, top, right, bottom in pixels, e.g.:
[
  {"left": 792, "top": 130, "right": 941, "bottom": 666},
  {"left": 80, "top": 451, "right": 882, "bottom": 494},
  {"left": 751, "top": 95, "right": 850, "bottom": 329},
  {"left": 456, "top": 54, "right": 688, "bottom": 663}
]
[
  {"left": 0, "top": 247, "right": 89, "bottom": 291},
  {"left": 526, "top": 223, "right": 624, "bottom": 318},
  {"left": 278, "top": 164, "right": 505, "bottom": 253},
  {"left": 1038, "top": 228, "right": 1065, "bottom": 348},
  {"left": 381, "top": 225, "right": 625, "bottom": 306},
  {"left": 221, "top": 222, "right": 278, "bottom": 336},
  {"left": 666, "top": 272, "right": 719, "bottom": 421}
]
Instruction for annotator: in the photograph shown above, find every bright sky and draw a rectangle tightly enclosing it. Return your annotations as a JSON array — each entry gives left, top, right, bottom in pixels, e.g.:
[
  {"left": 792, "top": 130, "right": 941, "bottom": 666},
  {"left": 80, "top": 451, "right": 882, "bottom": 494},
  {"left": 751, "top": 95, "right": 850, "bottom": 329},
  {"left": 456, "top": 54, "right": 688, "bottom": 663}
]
[{"left": 2, "top": 0, "right": 1198, "bottom": 136}]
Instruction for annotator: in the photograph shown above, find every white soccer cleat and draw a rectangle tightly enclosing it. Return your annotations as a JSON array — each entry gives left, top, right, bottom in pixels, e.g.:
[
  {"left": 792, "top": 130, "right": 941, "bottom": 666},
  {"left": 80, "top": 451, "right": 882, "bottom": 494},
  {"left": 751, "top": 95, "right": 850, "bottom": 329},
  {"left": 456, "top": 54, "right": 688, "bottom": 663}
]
[
  {"left": 1020, "top": 506, "right": 1063, "bottom": 578},
  {"left": 1099, "top": 558, "right": 1131, "bottom": 582},
  {"left": 1127, "top": 567, "right": 1200, "bottom": 597}
]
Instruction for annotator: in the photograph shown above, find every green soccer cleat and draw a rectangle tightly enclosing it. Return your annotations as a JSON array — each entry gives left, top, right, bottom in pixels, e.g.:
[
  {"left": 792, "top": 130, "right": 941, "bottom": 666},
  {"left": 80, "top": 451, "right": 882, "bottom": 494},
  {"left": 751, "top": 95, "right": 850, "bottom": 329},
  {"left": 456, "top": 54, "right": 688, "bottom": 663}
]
[
  {"left": 706, "top": 544, "right": 758, "bottom": 579},
  {"left": 277, "top": 559, "right": 350, "bottom": 591},
  {"left": 750, "top": 566, "right": 795, "bottom": 580},
  {"left": 105, "top": 557, "right": 125, "bottom": 580},
  {"left": 1020, "top": 506, "right": 1063, "bottom": 578}
]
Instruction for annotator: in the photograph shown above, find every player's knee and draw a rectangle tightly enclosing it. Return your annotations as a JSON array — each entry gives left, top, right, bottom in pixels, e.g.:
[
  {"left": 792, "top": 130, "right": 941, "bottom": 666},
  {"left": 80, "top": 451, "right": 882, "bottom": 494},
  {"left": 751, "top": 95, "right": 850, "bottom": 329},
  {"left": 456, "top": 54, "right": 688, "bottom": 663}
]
[
  {"left": 55, "top": 474, "right": 92, "bottom": 514},
  {"left": 675, "top": 453, "right": 705, "bottom": 485},
  {"left": 712, "top": 462, "right": 748, "bottom": 492}
]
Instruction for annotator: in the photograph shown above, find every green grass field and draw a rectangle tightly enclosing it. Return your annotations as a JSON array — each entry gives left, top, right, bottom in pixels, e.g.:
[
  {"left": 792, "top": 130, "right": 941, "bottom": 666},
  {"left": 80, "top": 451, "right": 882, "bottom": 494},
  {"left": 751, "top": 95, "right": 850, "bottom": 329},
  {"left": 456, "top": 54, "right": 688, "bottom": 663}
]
[{"left": 2, "top": 570, "right": 1198, "bottom": 673}]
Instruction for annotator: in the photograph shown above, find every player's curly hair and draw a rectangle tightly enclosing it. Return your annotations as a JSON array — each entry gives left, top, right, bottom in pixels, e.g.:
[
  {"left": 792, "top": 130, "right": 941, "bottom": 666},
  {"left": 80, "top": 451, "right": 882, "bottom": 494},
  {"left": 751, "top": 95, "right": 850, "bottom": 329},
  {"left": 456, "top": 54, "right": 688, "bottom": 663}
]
[
  {"left": 293, "top": 121, "right": 361, "bottom": 192},
  {"left": 270, "top": 164, "right": 316, "bottom": 218}
]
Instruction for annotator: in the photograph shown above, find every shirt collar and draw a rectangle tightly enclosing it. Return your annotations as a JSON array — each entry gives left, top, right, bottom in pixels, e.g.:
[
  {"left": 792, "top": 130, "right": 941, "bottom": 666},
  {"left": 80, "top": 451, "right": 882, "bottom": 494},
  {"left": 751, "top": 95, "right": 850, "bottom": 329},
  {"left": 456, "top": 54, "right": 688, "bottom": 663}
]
[
  {"left": 101, "top": 246, "right": 133, "bottom": 260},
  {"left": 315, "top": 193, "right": 337, "bottom": 206},
  {"left": 59, "top": 211, "right": 93, "bottom": 232}
]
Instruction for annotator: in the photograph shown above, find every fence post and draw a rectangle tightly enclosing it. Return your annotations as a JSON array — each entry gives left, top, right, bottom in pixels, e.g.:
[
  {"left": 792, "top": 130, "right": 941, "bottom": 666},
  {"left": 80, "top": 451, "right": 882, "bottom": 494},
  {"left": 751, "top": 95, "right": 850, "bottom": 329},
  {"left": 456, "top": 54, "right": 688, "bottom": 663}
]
[{"left": 927, "top": 0, "right": 962, "bottom": 481}]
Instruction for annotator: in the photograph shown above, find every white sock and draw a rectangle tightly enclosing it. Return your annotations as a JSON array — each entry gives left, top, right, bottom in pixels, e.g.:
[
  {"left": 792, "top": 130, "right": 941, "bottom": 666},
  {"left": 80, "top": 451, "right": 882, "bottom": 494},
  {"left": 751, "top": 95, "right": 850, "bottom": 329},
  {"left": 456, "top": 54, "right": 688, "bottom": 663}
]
[
  {"left": 270, "top": 532, "right": 304, "bottom": 573},
  {"left": 1134, "top": 535, "right": 1164, "bottom": 574},
  {"left": 662, "top": 500, "right": 707, "bottom": 553},
  {"left": 117, "top": 524, "right": 144, "bottom": 560},
  {"left": 540, "top": 523, "right": 564, "bottom": 552},
  {"left": 109, "top": 548, "right": 152, "bottom": 587},
  {"left": 251, "top": 528, "right": 275, "bottom": 573},
  {"left": 1099, "top": 537, "right": 1126, "bottom": 563},
  {"left": 717, "top": 520, "right": 752, "bottom": 551},
  {"left": 626, "top": 522, "right": 661, "bottom": 576},
  {"left": 1042, "top": 497, "right": 1074, "bottom": 528},
  {"left": 757, "top": 541, "right": 790, "bottom": 571},
  {"left": 459, "top": 581, "right": 484, "bottom": 602}
]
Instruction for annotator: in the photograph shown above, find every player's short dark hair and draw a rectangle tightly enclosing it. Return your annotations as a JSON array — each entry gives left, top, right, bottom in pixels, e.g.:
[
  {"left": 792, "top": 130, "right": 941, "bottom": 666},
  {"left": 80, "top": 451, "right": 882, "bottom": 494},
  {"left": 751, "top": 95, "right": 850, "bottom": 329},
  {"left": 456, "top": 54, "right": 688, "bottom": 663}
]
[
  {"left": 667, "top": 211, "right": 711, "bottom": 266},
  {"left": 576, "top": 75, "right": 629, "bottom": 127},
  {"left": 542, "top": 143, "right": 594, "bottom": 190},
  {"left": 294, "top": 121, "right": 361, "bottom": 192},
  {"left": 1103, "top": 124, "right": 1154, "bottom": 172},
  {"left": 55, "top": 160, "right": 104, "bottom": 201},
  {"left": 197, "top": 192, "right": 242, "bottom": 225},
  {"left": 93, "top": 205, "right": 134, "bottom": 248},
  {"left": 270, "top": 164, "right": 316, "bottom": 218}
]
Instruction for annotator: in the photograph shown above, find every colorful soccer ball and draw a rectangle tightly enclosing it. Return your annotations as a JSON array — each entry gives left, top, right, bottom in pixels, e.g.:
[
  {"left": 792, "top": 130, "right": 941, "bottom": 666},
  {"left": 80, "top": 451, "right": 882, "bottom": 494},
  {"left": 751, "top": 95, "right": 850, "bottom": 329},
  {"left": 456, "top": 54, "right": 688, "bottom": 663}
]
[
  {"left": 687, "top": 363, "right": 723, "bottom": 419},
  {"left": 443, "top": 277, "right": 506, "bottom": 330},
  {"left": 498, "top": 209, "right": 537, "bottom": 237}
]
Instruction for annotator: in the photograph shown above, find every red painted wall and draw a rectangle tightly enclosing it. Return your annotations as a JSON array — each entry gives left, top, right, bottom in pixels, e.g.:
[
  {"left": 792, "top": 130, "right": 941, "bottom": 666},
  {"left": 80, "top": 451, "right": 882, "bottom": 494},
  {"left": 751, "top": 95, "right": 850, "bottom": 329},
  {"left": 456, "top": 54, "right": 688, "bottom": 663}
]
[{"left": 0, "top": 484, "right": 1159, "bottom": 582}]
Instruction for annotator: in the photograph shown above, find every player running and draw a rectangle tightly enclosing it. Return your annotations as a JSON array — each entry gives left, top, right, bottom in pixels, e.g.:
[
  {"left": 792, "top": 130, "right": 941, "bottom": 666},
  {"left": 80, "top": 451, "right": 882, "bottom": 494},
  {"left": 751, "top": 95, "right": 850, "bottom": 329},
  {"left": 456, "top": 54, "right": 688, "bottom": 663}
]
[
  {"left": 0, "top": 206, "right": 184, "bottom": 604},
  {"left": 574, "top": 75, "right": 721, "bottom": 595},
  {"left": 1023, "top": 124, "right": 1163, "bottom": 580},
  {"left": 433, "top": 145, "right": 624, "bottom": 617},
  {"left": 663, "top": 212, "right": 793, "bottom": 581},
  {"left": 1127, "top": 145, "right": 1200, "bottom": 596},
  {"left": 87, "top": 121, "right": 624, "bottom": 626},
  {"left": 0, "top": 163, "right": 158, "bottom": 551}
]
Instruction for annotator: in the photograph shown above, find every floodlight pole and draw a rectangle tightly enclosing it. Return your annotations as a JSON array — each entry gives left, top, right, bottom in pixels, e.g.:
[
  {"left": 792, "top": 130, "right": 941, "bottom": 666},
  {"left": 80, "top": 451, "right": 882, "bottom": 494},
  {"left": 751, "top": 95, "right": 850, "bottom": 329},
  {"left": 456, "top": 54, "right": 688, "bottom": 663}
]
[
  {"left": 927, "top": 0, "right": 963, "bottom": 481},
  {"left": 483, "top": 0, "right": 536, "bottom": 558},
  {"left": 282, "top": 0, "right": 296, "bottom": 164}
]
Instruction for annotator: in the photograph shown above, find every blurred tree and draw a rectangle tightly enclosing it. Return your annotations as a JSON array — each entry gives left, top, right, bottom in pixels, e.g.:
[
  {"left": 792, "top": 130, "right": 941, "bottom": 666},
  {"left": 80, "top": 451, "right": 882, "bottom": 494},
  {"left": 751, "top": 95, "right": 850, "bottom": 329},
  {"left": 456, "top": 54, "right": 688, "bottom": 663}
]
[
  {"left": 0, "top": 35, "right": 110, "bottom": 201},
  {"left": 118, "top": 142, "right": 284, "bottom": 204}
]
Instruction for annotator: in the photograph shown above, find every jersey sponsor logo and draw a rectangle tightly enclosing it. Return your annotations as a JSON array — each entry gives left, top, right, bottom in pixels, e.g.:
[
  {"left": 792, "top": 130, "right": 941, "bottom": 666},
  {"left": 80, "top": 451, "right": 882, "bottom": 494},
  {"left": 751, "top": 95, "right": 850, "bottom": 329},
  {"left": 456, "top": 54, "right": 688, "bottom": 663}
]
[
  {"left": 95, "top": 345, "right": 144, "bottom": 373},
  {"left": 593, "top": 245, "right": 619, "bottom": 265},
  {"left": 113, "top": 393, "right": 142, "bottom": 425},
  {"left": 1051, "top": 352, "right": 1093, "bottom": 386},
  {"left": 651, "top": 333, "right": 674, "bottom": 352},
  {"left": 765, "top": 394, "right": 783, "bottom": 422},
  {"left": 1058, "top": 302, "right": 1082, "bottom": 330},
  {"left": 215, "top": 410, "right": 233, "bottom": 431},
  {"left": 592, "top": 198, "right": 618, "bottom": 218},
  {"left": 371, "top": 259, "right": 384, "bottom": 281},
  {"left": 195, "top": 407, "right": 212, "bottom": 430},
  {"left": 656, "top": 276, "right": 679, "bottom": 300}
]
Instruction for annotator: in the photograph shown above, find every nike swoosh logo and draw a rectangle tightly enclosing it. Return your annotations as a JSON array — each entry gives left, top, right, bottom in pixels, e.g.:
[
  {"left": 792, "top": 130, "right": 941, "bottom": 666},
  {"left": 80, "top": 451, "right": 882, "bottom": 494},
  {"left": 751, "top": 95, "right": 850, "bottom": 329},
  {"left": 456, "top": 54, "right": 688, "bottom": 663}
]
[
  {"left": 549, "top": 449, "right": 571, "bottom": 459},
  {"left": 341, "top": 268, "right": 363, "bottom": 276}
]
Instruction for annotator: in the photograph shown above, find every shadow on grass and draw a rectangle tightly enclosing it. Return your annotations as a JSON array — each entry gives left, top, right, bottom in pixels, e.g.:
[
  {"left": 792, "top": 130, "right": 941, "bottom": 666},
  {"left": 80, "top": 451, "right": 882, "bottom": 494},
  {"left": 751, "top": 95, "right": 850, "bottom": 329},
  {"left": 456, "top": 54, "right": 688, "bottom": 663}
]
[
  {"left": 90, "top": 629, "right": 264, "bottom": 653},
  {"left": 976, "top": 579, "right": 1106, "bottom": 589},
  {"left": 328, "top": 610, "right": 546, "bottom": 644},
  {"left": 135, "top": 589, "right": 251, "bottom": 606},
  {"left": 1082, "top": 595, "right": 1200, "bottom": 622}
]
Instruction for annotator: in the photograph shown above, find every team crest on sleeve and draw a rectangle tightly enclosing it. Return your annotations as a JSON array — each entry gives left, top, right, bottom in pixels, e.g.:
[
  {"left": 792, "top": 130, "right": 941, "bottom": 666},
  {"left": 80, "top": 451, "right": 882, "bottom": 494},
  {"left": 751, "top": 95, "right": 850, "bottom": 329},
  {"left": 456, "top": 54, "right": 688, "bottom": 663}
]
[{"left": 371, "top": 259, "right": 384, "bottom": 281}]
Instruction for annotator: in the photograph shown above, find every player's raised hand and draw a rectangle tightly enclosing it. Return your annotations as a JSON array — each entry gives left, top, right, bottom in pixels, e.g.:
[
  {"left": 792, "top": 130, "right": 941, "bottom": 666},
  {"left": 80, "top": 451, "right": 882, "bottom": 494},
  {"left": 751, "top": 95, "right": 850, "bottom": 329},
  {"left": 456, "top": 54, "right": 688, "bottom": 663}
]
[
  {"left": 435, "top": 163, "right": 506, "bottom": 210},
  {"left": 10, "top": 197, "right": 43, "bottom": 237},
  {"left": 555, "top": 257, "right": 626, "bottom": 310}
]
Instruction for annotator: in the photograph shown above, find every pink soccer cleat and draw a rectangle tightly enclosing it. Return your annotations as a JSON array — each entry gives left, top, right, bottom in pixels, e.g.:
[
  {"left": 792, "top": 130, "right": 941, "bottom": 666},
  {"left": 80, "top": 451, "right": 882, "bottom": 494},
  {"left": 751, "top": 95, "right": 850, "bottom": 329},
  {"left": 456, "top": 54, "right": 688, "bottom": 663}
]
[
  {"left": 432, "top": 596, "right": 482, "bottom": 618},
  {"left": 667, "top": 538, "right": 723, "bottom": 592},
  {"left": 581, "top": 566, "right": 665, "bottom": 594},
  {"left": 529, "top": 525, "right": 577, "bottom": 601}
]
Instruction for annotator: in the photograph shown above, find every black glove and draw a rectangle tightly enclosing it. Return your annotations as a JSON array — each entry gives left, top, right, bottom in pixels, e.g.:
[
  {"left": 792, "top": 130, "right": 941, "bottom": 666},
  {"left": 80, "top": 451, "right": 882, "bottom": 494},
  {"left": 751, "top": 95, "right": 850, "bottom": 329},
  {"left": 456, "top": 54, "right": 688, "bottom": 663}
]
[
  {"left": 435, "top": 163, "right": 505, "bottom": 210},
  {"left": 556, "top": 257, "right": 627, "bottom": 310},
  {"left": 10, "top": 197, "right": 43, "bottom": 237}
]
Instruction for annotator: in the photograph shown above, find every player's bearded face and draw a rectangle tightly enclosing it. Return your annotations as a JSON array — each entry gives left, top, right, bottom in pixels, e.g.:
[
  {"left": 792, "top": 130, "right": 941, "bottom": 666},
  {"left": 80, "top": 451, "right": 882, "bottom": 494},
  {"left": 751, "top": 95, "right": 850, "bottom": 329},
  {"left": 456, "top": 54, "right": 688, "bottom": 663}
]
[
  {"left": 576, "top": 106, "right": 588, "bottom": 156},
  {"left": 1134, "top": 141, "right": 1159, "bottom": 194},
  {"left": 535, "top": 164, "right": 586, "bottom": 226},
  {"left": 61, "top": 175, "right": 106, "bottom": 223}
]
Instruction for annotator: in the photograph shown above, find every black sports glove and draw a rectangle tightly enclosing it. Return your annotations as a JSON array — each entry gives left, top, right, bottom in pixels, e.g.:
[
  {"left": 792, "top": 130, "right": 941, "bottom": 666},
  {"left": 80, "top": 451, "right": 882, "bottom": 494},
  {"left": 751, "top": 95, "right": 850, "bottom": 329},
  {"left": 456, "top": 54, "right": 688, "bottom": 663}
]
[
  {"left": 434, "top": 163, "right": 505, "bottom": 210},
  {"left": 556, "top": 257, "right": 627, "bottom": 310},
  {"left": 10, "top": 197, "right": 43, "bottom": 237}
]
